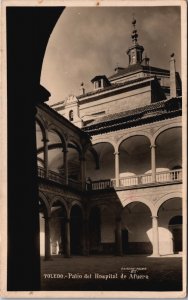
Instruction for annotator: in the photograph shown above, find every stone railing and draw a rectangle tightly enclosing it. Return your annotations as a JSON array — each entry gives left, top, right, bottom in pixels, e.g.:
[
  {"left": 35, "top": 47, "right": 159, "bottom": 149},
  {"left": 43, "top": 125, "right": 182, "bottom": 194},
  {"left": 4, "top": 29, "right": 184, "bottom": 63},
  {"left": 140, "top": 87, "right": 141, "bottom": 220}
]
[
  {"left": 91, "top": 179, "right": 113, "bottom": 191},
  {"left": 91, "top": 169, "right": 182, "bottom": 190},
  {"left": 156, "top": 169, "right": 182, "bottom": 182},
  {"left": 38, "top": 167, "right": 182, "bottom": 191},
  {"left": 38, "top": 167, "right": 82, "bottom": 191}
]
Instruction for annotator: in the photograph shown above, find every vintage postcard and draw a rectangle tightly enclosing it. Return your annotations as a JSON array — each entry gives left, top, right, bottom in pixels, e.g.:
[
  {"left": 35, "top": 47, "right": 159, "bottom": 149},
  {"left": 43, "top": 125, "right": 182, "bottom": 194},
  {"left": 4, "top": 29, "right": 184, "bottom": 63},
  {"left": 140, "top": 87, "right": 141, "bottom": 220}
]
[{"left": 0, "top": 0, "right": 187, "bottom": 298}]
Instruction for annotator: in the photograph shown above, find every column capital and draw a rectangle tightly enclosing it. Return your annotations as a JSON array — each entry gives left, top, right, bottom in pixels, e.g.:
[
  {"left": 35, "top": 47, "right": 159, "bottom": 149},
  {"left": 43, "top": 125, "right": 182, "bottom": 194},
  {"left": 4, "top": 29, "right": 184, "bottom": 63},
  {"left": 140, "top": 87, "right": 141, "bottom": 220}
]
[
  {"left": 42, "top": 138, "right": 49, "bottom": 143},
  {"left": 150, "top": 143, "right": 156, "bottom": 149},
  {"left": 114, "top": 151, "right": 119, "bottom": 156},
  {"left": 151, "top": 215, "right": 158, "bottom": 219},
  {"left": 62, "top": 149, "right": 68, "bottom": 153}
]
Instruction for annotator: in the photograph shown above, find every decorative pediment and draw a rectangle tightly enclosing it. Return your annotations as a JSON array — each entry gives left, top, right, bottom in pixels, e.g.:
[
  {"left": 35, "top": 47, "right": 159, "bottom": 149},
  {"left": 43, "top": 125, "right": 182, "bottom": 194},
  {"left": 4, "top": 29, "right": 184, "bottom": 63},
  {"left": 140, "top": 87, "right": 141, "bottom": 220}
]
[{"left": 65, "top": 95, "right": 78, "bottom": 106}]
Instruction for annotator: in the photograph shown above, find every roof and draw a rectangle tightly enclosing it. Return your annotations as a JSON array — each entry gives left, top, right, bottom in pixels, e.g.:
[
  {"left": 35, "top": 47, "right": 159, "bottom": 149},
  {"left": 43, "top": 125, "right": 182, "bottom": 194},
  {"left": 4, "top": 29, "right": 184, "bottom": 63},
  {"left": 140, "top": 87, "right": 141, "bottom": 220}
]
[
  {"left": 91, "top": 75, "right": 109, "bottom": 83},
  {"left": 77, "top": 75, "right": 156, "bottom": 100},
  {"left": 108, "top": 64, "right": 170, "bottom": 80},
  {"left": 83, "top": 97, "right": 182, "bottom": 135}
]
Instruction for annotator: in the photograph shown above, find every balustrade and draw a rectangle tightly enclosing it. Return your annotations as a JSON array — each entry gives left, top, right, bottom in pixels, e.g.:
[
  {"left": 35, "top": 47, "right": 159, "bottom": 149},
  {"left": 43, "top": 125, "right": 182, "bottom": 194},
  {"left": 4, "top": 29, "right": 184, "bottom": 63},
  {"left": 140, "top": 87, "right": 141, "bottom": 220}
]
[
  {"left": 90, "top": 169, "right": 182, "bottom": 190},
  {"left": 156, "top": 169, "right": 182, "bottom": 182},
  {"left": 91, "top": 179, "right": 113, "bottom": 191},
  {"left": 38, "top": 167, "right": 182, "bottom": 191},
  {"left": 38, "top": 166, "right": 45, "bottom": 178}
]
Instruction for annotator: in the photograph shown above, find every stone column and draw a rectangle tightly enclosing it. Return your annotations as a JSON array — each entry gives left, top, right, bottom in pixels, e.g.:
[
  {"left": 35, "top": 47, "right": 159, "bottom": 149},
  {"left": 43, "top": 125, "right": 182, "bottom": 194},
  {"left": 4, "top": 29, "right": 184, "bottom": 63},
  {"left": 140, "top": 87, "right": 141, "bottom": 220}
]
[
  {"left": 150, "top": 144, "right": 156, "bottom": 183},
  {"left": 42, "top": 133, "right": 49, "bottom": 178},
  {"left": 63, "top": 149, "right": 68, "bottom": 185},
  {"left": 114, "top": 151, "right": 120, "bottom": 187},
  {"left": 151, "top": 215, "right": 160, "bottom": 257},
  {"left": 115, "top": 217, "right": 123, "bottom": 256},
  {"left": 170, "top": 54, "right": 177, "bottom": 98},
  {"left": 44, "top": 216, "right": 52, "bottom": 261},
  {"left": 64, "top": 218, "right": 71, "bottom": 258}
]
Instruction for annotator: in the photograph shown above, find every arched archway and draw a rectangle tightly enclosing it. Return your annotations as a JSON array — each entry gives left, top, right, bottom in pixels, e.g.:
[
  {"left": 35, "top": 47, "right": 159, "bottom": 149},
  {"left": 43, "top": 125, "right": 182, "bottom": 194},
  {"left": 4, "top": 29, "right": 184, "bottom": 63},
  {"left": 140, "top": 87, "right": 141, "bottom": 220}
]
[
  {"left": 36, "top": 121, "right": 45, "bottom": 168},
  {"left": 155, "top": 127, "right": 182, "bottom": 182},
  {"left": 89, "top": 206, "right": 101, "bottom": 254},
  {"left": 70, "top": 205, "right": 84, "bottom": 255},
  {"left": 67, "top": 142, "right": 81, "bottom": 182},
  {"left": 50, "top": 199, "right": 68, "bottom": 256},
  {"left": 86, "top": 142, "right": 115, "bottom": 181},
  {"left": 157, "top": 197, "right": 182, "bottom": 255},
  {"left": 39, "top": 197, "right": 49, "bottom": 257},
  {"left": 169, "top": 215, "right": 182, "bottom": 253},
  {"left": 121, "top": 201, "right": 153, "bottom": 255},
  {"left": 100, "top": 205, "right": 116, "bottom": 254},
  {"left": 7, "top": 7, "right": 64, "bottom": 290},
  {"left": 47, "top": 130, "right": 65, "bottom": 173},
  {"left": 119, "top": 135, "right": 151, "bottom": 186}
]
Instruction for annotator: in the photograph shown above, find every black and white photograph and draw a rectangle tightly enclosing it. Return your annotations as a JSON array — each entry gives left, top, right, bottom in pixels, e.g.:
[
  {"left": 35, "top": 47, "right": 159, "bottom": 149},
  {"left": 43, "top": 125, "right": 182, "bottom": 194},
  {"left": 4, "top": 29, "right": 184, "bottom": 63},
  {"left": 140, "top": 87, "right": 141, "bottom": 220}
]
[{"left": 0, "top": 0, "right": 187, "bottom": 298}]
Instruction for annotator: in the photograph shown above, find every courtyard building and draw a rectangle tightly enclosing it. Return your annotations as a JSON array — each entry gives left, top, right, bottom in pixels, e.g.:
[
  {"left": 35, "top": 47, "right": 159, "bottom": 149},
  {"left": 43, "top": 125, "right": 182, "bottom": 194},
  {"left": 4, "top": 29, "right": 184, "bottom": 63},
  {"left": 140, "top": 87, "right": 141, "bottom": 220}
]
[{"left": 36, "top": 18, "right": 182, "bottom": 260}]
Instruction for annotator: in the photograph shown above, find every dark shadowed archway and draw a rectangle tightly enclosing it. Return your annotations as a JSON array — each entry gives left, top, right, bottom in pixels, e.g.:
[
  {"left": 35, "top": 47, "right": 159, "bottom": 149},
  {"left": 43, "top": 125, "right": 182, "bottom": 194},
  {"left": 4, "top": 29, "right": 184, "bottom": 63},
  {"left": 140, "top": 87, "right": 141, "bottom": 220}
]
[
  {"left": 89, "top": 207, "right": 101, "bottom": 254},
  {"left": 7, "top": 7, "right": 64, "bottom": 291},
  {"left": 70, "top": 205, "right": 84, "bottom": 255}
]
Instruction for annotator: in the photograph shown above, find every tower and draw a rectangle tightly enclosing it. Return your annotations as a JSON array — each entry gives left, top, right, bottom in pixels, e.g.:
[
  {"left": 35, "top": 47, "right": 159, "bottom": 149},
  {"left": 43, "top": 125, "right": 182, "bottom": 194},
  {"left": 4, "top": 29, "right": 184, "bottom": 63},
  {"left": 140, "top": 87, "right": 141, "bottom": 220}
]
[{"left": 126, "top": 17, "right": 144, "bottom": 65}]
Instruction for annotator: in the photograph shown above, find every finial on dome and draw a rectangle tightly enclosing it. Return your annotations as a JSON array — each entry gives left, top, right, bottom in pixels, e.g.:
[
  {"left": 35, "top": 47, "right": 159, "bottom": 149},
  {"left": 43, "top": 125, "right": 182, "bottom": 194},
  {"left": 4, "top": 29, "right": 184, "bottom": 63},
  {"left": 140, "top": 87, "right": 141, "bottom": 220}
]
[
  {"left": 132, "top": 14, "right": 136, "bottom": 28},
  {"left": 131, "top": 15, "right": 138, "bottom": 45}
]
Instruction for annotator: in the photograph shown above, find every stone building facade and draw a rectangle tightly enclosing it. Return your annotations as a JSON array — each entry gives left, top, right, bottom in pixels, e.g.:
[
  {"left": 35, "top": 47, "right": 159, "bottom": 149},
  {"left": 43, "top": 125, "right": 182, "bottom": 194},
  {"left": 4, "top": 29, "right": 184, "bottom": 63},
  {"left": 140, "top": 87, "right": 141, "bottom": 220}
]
[{"left": 36, "top": 19, "right": 182, "bottom": 259}]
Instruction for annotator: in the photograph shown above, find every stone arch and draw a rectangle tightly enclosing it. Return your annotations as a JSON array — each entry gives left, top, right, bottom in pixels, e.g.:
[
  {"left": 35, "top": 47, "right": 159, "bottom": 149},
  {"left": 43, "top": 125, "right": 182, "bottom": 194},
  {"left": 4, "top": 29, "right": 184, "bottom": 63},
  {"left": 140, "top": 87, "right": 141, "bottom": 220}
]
[
  {"left": 87, "top": 142, "right": 115, "bottom": 180},
  {"left": 117, "top": 131, "right": 152, "bottom": 151},
  {"left": 121, "top": 198, "right": 153, "bottom": 216},
  {"left": 152, "top": 123, "right": 182, "bottom": 145},
  {"left": 118, "top": 134, "right": 152, "bottom": 178},
  {"left": 92, "top": 141, "right": 116, "bottom": 152},
  {"left": 121, "top": 200, "right": 153, "bottom": 255},
  {"left": 50, "top": 196, "right": 69, "bottom": 217},
  {"left": 70, "top": 203, "right": 84, "bottom": 255},
  {"left": 38, "top": 191, "right": 50, "bottom": 217},
  {"left": 87, "top": 146, "right": 100, "bottom": 169},
  {"left": 153, "top": 192, "right": 182, "bottom": 216},
  {"left": 70, "top": 201, "right": 84, "bottom": 216},
  {"left": 88, "top": 201, "right": 119, "bottom": 218},
  {"left": 35, "top": 116, "right": 46, "bottom": 141},
  {"left": 48, "top": 125, "right": 67, "bottom": 150},
  {"left": 68, "top": 139, "right": 82, "bottom": 155}
]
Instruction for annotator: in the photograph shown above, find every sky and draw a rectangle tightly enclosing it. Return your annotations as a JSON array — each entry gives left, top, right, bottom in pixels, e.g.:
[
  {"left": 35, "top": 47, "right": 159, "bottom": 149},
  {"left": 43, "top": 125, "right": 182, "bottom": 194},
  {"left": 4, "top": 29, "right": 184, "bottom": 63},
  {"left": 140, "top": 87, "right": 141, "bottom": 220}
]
[{"left": 40, "top": 6, "right": 181, "bottom": 105}]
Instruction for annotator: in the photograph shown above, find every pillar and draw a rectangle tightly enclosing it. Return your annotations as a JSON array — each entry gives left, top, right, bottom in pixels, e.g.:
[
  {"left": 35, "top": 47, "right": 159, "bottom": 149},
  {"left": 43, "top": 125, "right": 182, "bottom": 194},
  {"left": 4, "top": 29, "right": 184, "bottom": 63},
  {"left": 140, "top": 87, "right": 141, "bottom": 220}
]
[
  {"left": 150, "top": 144, "right": 156, "bottom": 183},
  {"left": 114, "top": 151, "right": 120, "bottom": 187},
  {"left": 64, "top": 218, "right": 71, "bottom": 258},
  {"left": 42, "top": 133, "right": 49, "bottom": 178},
  {"left": 7, "top": 8, "right": 63, "bottom": 291},
  {"left": 151, "top": 215, "right": 160, "bottom": 257},
  {"left": 115, "top": 217, "right": 123, "bottom": 256},
  {"left": 63, "top": 149, "right": 68, "bottom": 185},
  {"left": 44, "top": 216, "right": 52, "bottom": 261},
  {"left": 170, "top": 54, "right": 177, "bottom": 98}
]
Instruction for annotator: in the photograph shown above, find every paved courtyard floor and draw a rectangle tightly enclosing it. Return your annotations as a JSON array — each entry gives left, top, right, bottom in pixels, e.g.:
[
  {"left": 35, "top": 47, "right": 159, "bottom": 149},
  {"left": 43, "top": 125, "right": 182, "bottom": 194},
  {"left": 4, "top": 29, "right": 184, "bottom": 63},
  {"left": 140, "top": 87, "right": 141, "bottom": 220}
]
[{"left": 41, "top": 254, "right": 182, "bottom": 291}]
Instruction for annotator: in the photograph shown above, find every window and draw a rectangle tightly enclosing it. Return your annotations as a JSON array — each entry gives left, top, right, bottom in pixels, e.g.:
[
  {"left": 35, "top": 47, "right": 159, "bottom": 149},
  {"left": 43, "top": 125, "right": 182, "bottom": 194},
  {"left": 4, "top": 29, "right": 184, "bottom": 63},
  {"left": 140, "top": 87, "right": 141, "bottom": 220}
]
[{"left": 69, "top": 110, "right": 74, "bottom": 121}]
